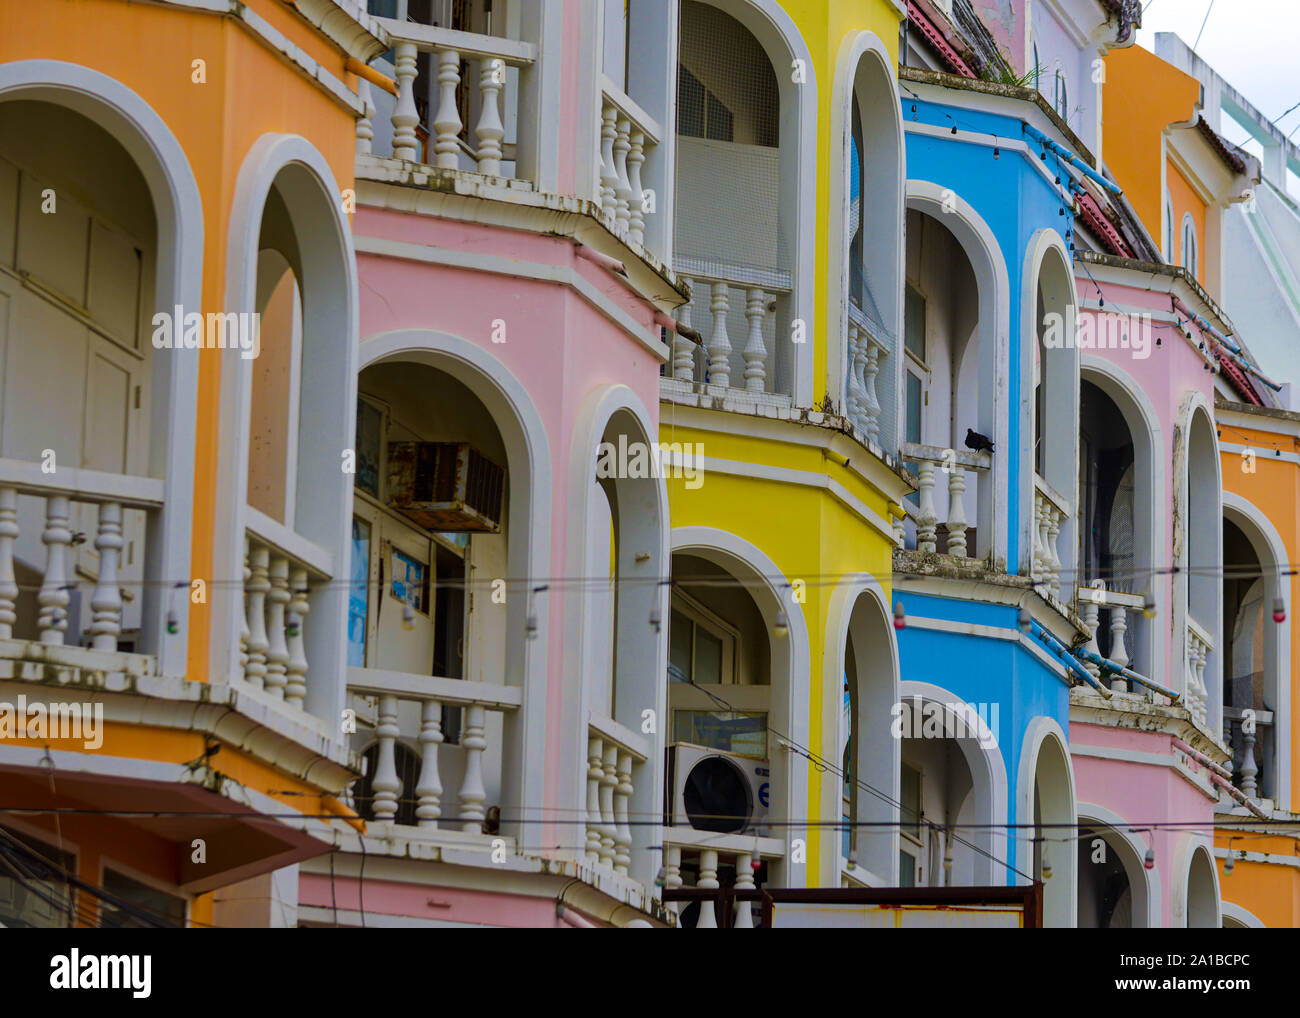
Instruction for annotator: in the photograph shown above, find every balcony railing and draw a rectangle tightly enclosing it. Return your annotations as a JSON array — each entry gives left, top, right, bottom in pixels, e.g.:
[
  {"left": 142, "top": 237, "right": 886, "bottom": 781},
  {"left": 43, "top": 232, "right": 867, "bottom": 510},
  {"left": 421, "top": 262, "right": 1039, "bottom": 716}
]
[
  {"left": 347, "top": 666, "right": 521, "bottom": 834},
  {"left": 1031, "top": 473, "right": 1071, "bottom": 601},
  {"left": 1185, "top": 617, "right": 1212, "bottom": 728},
  {"left": 662, "top": 831, "right": 786, "bottom": 928},
  {"left": 0, "top": 459, "right": 163, "bottom": 657},
  {"left": 1077, "top": 582, "right": 1145, "bottom": 692},
  {"left": 898, "top": 443, "right": 991, "bottom": 557},
  {"left": 596, "top": 77, "right": 662, "bottom": 250},
  {"left": 844, "top": 303, "right": 888, "bottom": 445},
  {"left": 668, "top": 268, "right": 792, "bottom": 400},
  {"left": 361, "top": 18, "right": 537, "bottom": 180},
  {"left": 584, "top": 715, "right": 649, "bottom": 875},
  {"left": 1223, "top": 705, "right": 1271, "bottom": 799},
  {"left": 241, "top": 507, "right": 332, "bottom": 707}
]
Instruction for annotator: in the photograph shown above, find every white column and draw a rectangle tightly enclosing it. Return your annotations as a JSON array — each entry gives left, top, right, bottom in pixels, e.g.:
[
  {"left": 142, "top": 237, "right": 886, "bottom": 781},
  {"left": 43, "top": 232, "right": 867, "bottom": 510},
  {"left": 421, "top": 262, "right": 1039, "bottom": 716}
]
[
  {"left": 707, "top": 282, "right": 732, "bottom": 388},
  {"left": 37, "top": 495, "right": 71, "bottom": 645},
  {"left": 0, "top": 488, "right": 17, "bottom": 639},
  {"left": 614, "top": 750, "right": 633, "bottom": 875},
  {"left": 1239, "top": 725, "right": 1258, "bottom": 797},
  {"left": 945, "top": 466, "right": 968, "bottom": 558},
  {"left": 433, "top": 49, "right": 463, "bottom": 169},
  {"left": 1109, "top": 604, "right": 1129, "bottom": 692},
  {"left": 916, "top": 461, "right": 938, "bottom": 554},
  {"left": 415, "top": 698, "right": 444, "bottom": 827},
  {"left": 391, "top": 41, "right": 420, "bottom": 161},
  {"left": 458, "top": 703, "right": 487, "bottom": 831},
  {"left": 475, "top": 58, "right": 505, "bottom": 175},
  {"left": 627, "top": 130, "right": 646, "bottom": 246},
  {"left": 245, "top": 543, "right": 270, "bottom": 689},
  {"left": 599, "top": 105, "right": 619, "bottom": 221},
  {"left": 697, "top": 850, "right": 719, "bottom": 928},
  {"left": 371, "top": 694, "right": 401, "bottom": 822},
  {"left": 599, "top": 741, "right": 618, "bottom": 866},
  {"left": 742, "top": 288, "right": 768, "bottom": 393},
  {"left": 613, "top": 116, "right": 632, "bottom": 235},
  {"left": 264, "top": 555, "right": 290, "bottom": 699},
  {"left": 733, "top": 852, "right": 755, "bottom": 928},
  {"left": 586, "top": 735, "right": 604, "bottom": 862},
  {"left": 673, "top": 278, "right": 695, "bottom": 382},
  {"left": 284, "top": 565, "right": 309, "bottom": 705},
  {"left": 664, "top": 844, "right": 683, "bottom": 919}
]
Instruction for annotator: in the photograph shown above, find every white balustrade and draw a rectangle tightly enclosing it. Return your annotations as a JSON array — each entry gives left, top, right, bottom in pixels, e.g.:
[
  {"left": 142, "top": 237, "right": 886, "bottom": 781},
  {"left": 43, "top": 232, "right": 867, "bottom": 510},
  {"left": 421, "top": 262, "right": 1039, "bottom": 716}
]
[
  {"left": 598, "top": 80, "right": 662, "bottom": 248},
  {"left": 669, "top": 274, "right": 788, "bottom": 396},
  {"left": 348, "top": 667, "right": 521, "bottom": 834},
  {"left": 900, "top": 444, "right": 991, "bottom": 558},
  {"left": 1032, "top": 473, "right": 1070, "bottom": 600},
  {"left": 707, "top": 282, "right": 733, "bottom": 389},
  {"left": 1185, "top": 618, "right": 1212, "bottom": 727},
  {"left": 0, "top": 462, "right": 163, "bottom": 654},
  {"left": 661, "top": 832, "right": 785, "bottom": 928},
  {"left": 584, "top": 719, "right": 648, "bottom": 876},
  {"left": 372, "top": 18, "right": 537, "bottom": 178},
  {"left": 673, "top": 277, "right": 696, "bottom": 382},
  {"left": 1077, "top": 583, "right": 1145, "bottom": 691},
  {"left": 847, "top": 306, "right": 885, "bottom": 443}
]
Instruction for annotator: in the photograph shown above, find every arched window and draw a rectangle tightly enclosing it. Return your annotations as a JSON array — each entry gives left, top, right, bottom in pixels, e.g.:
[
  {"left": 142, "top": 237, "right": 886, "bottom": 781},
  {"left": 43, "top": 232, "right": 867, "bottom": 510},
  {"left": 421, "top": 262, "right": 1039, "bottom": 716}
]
[
  {"left": 1164, "top": 197, "right": 1175, "bottom": 261},
  {"left": 1032, "top": 42, "right": 1041, "bottom": 91},
  {"left": 1054, "top": 69, "right": 1068, "bottom": 121},
  {"left": 1182, "top": 213, "right": 1198, "bottom": 278}
]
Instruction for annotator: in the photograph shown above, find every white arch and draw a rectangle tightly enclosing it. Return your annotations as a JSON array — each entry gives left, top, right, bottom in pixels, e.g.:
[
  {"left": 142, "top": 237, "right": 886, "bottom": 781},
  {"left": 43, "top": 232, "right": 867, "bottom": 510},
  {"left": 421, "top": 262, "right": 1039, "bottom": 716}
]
[
  {"left": 1220, "top": 901, "right": 1265, "bottom": 928},
  {"left": 1174, "top": 838, "right": 1222, "bottom": 928},
  {"left": 354, "top": 329, "right": 554, "bottom": 845},
  {"left": 897, "top": 678, "right": 1011, "bottom": 887},
  {"left": 1017, "top": 715, "right": 1077, "bottom": 926},
  {"left": 671, "top": 525, "right": 812, "bottom": 884},
  {"left": 906, "top": 180, "right": 1012, "bottom": 563},
  {"left": 826, "top": 571, "right": 900, "bottom": 883},
  {"left": 1222, "top": 489, "right": 1291, "bottom": 810},
  {"left": 211, "top": 134, "right": 359, "bottom": 724},
  {"left": 828, "top": 30, "right": 905, "bottom": 437},
  {"left": 1080, "top": 354, "right": 1167, "bottom": 679},
  {"left": 1075, "top": 801, "right": 1160, "bottom": 928},
  {"left": 0, "top": 59, "right": 203, "bottom": 678},
  {"left": 565, "top": 383, "right": 669, "bottom": 887},
  {"left": 696, "top": 0, "right": 817, "bottom": 405},
  {"left": 1021, "top": 229, "right": 1080, "bottom": 577}
]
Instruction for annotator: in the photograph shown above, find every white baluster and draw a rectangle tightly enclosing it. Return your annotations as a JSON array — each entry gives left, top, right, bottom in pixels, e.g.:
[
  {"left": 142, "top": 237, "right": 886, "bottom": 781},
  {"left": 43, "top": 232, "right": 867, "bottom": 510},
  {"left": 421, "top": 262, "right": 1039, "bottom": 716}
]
[
  {"left": 862, "top": 340, "right": 882, "bottom": 444},
  {"left": 37, "top": 495, "right": 71, "bottom": 644},
  {"left": 1045, "top": 506, "right": 1063, "bottom": 597},
  {"left": 1081, "top": 583, "right": 1102, "bottom": 678},
  {"left": 1240, "top": 724, "right": 1258, "bottom": 797},
  {"left": 1031, "top": 496, "right": 1045, "bottom": 584},
  {"left": 245, "top": 544, "right": 269, "bottom": 689},
  {"left": 916, "top": 461, "right": 938, "bottom": 554},
  {"left": 1036, "top": 499, "right": 1052, "bottom": 590},
  {"left": 89, "top": 502, "right": 123, "bottom": 652},
  {"left": 284, "top": 566, "right": 309, "bottom": 706},
  {"left": 599, "top": 105, "right": 619, "bottom": 221},
  {"left": 697, "top": 849, "right": 719, "bottom": 928},
  {"left": 0, "top": 488, "right": 17, "bottom": 639},
  {"left": 1193, "top": 639, "right": 1209, "bottom": 725},
  {"left": 433, "top": 49, "right": 463, "bottom": 169},
  {"left": 742, "top": 288, "right": 768, "bottom": 393},
  {"left": 613, "top": 116, "right": 632, "bottom": 235},
  {"left": 673, "top": 278, "right": 695, "bottom": 382},
  {"left": 614, "top": 750, "right": 633, "bottom": 875},
  {"left": 355, "top": 78, "right": 375, "bottom": 157},
  {"left": 586, "top": 735, "right": 604, "bottom": 861},
  {"left": 415, "top": 699, "right": 444, "bottom": 826},
  {"left": 734, "top": 852, "right": 756, "bottom": 928},
  {"left": 946, "top": 466, "right": 968, "bottom": 557},
  {"left": 391, "top": 41, "right": 420, "bottom": 161},
  {"left": 264, "top": 555, "right": 290, "bottom": 699},
  {"left": 599, "top": 741, "right": 618, "bottom": 866},
  {"left": 239, "top": 539, "right": 250, "bottom": 677},
  {"left": 844, "top": 323, "right": 863, "bottom": 427},
  {"left": 458, "top": 703, "right": 487, "bottom": 831},
  {"left": 475, "top": 58, "right": 505, "bottom": 175},
  {"left": 664, "top": 844, "right": 683, "bottom": 918},
  {"left": 707, "top": 282, "right": 732, "bottom": 389},
  {"left": 627, "top": 130, "right": 646, "bottom": 246},
  {"left": 1109, "top": 603, "right": 1130, "bottom": 692},
  {"left": 371, "top": 695, "right": 401, "bottom": 822}
]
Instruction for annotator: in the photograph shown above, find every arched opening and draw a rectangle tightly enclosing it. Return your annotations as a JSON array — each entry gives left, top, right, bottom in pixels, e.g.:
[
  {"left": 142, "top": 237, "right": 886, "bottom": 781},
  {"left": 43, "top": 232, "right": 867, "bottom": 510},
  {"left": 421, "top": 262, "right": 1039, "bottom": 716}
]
[
  {"left": 1222, "top": 507, "right": 1282, "bottom": 802},
  {"left": 1078, "top": 373, "right": 1154, "bottom": 679},
  {"left": 0, "top": 84, "right": 194, "bottom": 667},
  {"left": 1186, "top": 844, "right": 1219, "bottom": 927},
  {"left": 840, "top": 589, "right": 899, "bottom": 880},
  {"left": 1030, "top": 239, "right": 1078, "bottom": 601},
  {"left": 672, "top": 0, "right": 800, "bottom": 398},
  {"left": 1028, "top": 728, "right": 1075, "bottom": 927},
  {"left": 1185, "top": 406, "right": 1221, "bottom": 729},
  {"left": 900, "top": 204, "right": 995, "bottom": 558},
  {"left": 1076, "top": 819, "right": 1149, "bottom": 927}
]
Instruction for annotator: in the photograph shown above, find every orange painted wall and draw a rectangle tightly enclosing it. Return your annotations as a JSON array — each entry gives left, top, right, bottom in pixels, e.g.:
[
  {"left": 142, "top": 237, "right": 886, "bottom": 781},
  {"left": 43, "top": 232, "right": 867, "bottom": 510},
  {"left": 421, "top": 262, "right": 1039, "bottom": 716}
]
[
  {"left": 0, "top": 0, "right": 358, "bottom": 690},
  {"left": 1166, "top": 160, "right": 1206, "bottom": 283},
  {"left": 1102, "top": 45, "right": 1200, "bottom": 246},
  {"left": 1215, "top": 833, "right": 1300, "bottom": 928}
]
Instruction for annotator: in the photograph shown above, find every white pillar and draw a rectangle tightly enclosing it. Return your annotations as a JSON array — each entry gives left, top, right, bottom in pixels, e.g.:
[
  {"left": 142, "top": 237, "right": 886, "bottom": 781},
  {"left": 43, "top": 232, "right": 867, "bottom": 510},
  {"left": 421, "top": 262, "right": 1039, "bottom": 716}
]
[{"left": 89, "top": 501, "right": 123, "bottom": 651}]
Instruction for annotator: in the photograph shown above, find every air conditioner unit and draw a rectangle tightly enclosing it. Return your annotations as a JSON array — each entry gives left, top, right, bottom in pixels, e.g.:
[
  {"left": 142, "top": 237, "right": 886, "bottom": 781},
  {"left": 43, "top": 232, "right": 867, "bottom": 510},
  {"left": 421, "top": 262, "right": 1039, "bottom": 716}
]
[
  {"left": 386, "top": 442, "right": 505, "bottom": 533},
  {"left": 667, "top": 743, "right": 770, "bottom": 835}
]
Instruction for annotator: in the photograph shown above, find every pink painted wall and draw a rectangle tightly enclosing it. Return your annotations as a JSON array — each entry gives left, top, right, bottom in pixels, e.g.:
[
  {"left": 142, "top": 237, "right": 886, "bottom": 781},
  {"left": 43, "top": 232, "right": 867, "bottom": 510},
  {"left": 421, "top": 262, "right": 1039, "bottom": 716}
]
[
  {"left": 299, "top": 872, "right": 576, "bottom": 927},
  {"left": 1070, "top": 720, "right": 1219, "bottom": 926},
  {"left": 356, "top": 206, "right": 665, "bottom": 857}
]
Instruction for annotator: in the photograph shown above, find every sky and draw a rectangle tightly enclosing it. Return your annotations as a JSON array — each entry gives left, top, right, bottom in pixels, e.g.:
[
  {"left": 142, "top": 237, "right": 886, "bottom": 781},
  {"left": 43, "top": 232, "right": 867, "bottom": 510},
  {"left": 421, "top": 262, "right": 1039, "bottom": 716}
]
[{"left": 1134, "top": 0, "right": 1300, "bottom": 146}]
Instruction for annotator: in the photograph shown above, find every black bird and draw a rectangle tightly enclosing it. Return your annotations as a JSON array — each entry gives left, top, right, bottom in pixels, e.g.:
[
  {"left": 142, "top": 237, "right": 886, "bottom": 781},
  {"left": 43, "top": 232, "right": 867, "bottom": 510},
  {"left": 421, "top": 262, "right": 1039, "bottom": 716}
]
[{"left": 965, "top": 428, "right": 995, "bottom": 453}]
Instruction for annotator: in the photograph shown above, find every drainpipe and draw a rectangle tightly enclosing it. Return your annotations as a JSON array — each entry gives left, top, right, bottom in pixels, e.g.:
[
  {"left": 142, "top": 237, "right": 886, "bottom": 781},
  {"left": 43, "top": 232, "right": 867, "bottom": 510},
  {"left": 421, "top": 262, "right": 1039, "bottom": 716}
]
[
  {"left": 1022, "top": 122, "right": 1123, "bottom": 196},
  {"left": 1210, "top": 773, "right": 1270, "bottom": 820},
  {"left": 1071, "top": 646, "right": 1182, "bottom": 704},
  {"left": 653, "top": 311, "right": 703, "bottom": 346},
  {"left": 1170, "top": 737, "right": 1269, "bottom": 818},
  {"left": 345, "top": 58, "right": 399, "bottom": 97},
  {"left": 1171, "top": 737, "right": 1231, "bottom": 779},
  {"left": 1170, "top": 295, "right": 1282, "bottom": 390},
  {"left": 1028, "top": 621, "right": 1113, "bottom": 698}
]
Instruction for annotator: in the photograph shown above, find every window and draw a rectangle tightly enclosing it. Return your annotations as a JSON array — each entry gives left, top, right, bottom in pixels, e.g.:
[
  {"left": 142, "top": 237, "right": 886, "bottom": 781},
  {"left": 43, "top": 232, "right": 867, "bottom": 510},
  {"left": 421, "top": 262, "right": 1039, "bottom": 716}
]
[
  {"left": 101, "top": 869, "right": 187, "bottom": 929},
  {"left": 0, "top": 827, "right": 74, "bottom": 928},
  {"left": 900, "top": 762, "right": 923, "bottom": 841},
  {"left": 347, "top": 518, "right": 371, "bottom": 667},
  {"left": 668, "top": 594, "right": 737, "bottom": 685},
  {"left": 903, "top": 284, "right": 928, "bottom": 447},
  {"left": 676, "top": 64, "right": 734, "bottom": 142},
  {"left": 899, "top": 848, "right": 917, "bottom": 887},
  {"left": 355, "top": 397, "right": 385, "bottom": 499},
  {"left": 1164, "top": 198, "right": 1174, "bottom": 261},
  {"left": 1182, "top": 214, "right": 1198, "bottom": 278},
  {"left": 1054, "top": 69, "right": 1068, "bottom": 120},
  {"left": 1032, "top": 42, "right": 1041, "bottom": 91},
  {"left": 672, "top": 710, "right": 767, "bottom": 757}
]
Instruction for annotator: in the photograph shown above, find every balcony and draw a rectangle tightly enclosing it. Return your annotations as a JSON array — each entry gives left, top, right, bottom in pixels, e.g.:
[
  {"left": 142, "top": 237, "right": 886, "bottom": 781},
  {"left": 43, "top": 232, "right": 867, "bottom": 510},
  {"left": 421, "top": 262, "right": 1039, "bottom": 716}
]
[
  {"left": 1077, "top": 583, "right": 1147, "bottom": 692},
  {"left": 897, "top": 443, "right": 991, "bottom": 558},
  {"left": 1184, "top": 616, "right": 1212, "bottom": 728},
  {"left": 843, "top": 303, "right": 890, "bottom": 447},
  {"left": 1031, "top": 472, "right": 1072, "bottom": 603}
]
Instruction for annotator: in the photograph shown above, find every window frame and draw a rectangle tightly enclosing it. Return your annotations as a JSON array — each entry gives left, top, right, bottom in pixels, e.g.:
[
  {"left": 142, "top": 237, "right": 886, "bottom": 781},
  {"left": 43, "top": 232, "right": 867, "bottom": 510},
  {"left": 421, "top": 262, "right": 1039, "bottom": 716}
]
[
  {"left": 1182, "top": 212, "right": 1199, "bottom": 278},
  {"left": 669, "top": 588, "right": 739, "bottom": 686}
]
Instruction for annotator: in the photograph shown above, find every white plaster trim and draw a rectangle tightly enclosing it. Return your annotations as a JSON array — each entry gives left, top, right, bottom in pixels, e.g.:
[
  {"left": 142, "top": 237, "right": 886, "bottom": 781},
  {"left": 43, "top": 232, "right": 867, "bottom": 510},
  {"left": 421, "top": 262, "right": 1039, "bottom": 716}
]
[
  {"left": 897, "top": 613, "right": 1071, "bottom": 681},
  {"left": 1219, "top": 442, "right": 1300, "bottom": 466},
  {"left": 1017, "top": 717, "right": 1077, "bottom": 926},
  {"left": 1172, "top": 837, "right": 1222, "bottom": 927},
  {"left": 903, "top": 122, "right": 1075, "bottom": 206},
  {"left": 1076, "top": 801, "right": 1162, "bottom": 928},
  {"left": 1218, "top": 900, "right": 1267, "bottom": 927}
]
